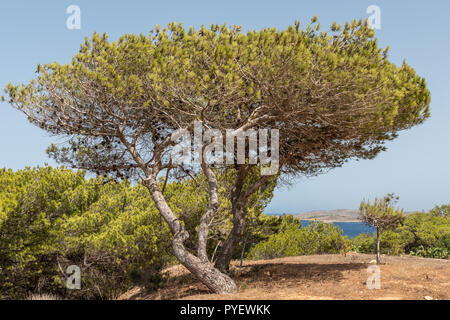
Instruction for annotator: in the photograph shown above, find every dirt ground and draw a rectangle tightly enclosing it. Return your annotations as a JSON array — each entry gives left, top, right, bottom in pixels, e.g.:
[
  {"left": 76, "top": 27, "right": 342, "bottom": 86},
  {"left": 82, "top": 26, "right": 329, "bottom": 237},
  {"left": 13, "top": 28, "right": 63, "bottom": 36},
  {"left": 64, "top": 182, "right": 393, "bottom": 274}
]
[{"left": 118, "top": 253, "right": 449, "bottom": 300}]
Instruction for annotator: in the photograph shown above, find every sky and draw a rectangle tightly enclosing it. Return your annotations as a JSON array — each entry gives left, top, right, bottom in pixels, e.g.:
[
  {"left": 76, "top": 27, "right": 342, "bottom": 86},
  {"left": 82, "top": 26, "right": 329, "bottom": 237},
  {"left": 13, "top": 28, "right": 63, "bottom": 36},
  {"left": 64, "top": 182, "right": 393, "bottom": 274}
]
[{"left": 0, "top": 0, "right": 449, "bottom": 213}]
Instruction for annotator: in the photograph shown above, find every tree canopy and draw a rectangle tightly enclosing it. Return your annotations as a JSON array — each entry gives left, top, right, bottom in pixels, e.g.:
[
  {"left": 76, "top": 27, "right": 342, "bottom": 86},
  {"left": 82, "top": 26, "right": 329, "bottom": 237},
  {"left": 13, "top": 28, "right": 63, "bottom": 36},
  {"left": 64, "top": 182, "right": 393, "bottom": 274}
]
[
  {"left": 3, "top": 19, "right": 430, "bottom": 180},
  {"left": 359, "top": 193, "right": 405, "bottom": 264}
]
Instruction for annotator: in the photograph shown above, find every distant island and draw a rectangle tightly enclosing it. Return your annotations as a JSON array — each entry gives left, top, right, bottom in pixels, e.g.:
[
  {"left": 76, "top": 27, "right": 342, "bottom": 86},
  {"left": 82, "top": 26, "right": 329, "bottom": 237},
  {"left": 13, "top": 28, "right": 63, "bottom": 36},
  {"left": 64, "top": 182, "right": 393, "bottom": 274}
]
[
  {"left": 266, "top": 209, "right": 361, "bottom": 222},
  {"left": 292, "top": 209, "right": 361, "bottom": 222},
  {"left": 268, "top": 209, "right": 416, "bottom": 223}
]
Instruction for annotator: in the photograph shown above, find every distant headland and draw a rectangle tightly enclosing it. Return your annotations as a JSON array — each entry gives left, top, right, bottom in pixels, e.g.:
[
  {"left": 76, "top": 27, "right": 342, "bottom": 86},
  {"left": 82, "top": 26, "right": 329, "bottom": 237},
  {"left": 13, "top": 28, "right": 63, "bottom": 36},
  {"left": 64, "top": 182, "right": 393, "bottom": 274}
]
[
  {"left": 267, "top": 209, "right": 415, "bottom": 223},
  {"left": 266, "top": 209, "right": 361, "bottom": 223}
]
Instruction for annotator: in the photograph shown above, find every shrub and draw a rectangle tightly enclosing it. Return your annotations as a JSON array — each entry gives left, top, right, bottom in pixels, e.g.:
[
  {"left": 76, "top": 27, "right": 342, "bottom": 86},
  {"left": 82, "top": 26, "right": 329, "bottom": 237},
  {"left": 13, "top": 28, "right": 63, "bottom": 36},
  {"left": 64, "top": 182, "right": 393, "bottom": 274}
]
[
  {"left": 410, "top": 246, "right": 449, "bottom": 259},
  {"left": 351, "top": 233, "right": 376, "bottom": 254},
  {"left": 0, "top": 166, "right": 276, "bottom": 299},
  {"left": 0, "top": 167, "right": 173, "bottom": 299},
  {"left": 248, "top": 216, "right": 349, "bottom": 260},
  {"left": 351, "top": 208, "right": 450, "bottom": 259}
]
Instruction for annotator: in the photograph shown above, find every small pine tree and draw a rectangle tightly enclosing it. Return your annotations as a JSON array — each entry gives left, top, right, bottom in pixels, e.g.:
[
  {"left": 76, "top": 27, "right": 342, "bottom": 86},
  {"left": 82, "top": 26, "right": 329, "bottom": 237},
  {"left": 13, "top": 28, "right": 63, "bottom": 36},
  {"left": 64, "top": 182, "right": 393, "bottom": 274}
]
[{"left": 358, "top": 193, "right": 405, "bottom": 264}]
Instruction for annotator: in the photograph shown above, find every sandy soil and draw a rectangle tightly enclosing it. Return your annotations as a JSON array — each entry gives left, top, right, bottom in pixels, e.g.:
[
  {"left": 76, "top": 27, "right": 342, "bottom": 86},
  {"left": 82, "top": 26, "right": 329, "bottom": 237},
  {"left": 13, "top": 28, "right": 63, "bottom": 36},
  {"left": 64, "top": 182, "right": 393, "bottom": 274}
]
[{"left": 118, "top": 253, "right": 449, "bottom": 300}]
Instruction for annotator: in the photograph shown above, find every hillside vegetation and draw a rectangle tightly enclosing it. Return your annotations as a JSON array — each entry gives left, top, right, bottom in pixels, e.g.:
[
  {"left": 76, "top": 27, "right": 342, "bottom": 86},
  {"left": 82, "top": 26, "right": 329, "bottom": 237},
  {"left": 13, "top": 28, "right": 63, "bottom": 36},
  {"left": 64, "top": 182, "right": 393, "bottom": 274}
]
[
  {"left": 0, "top": 166, "right": 277, "bottom": 299},
  {"left": 0, "top": 166, "right": 448, "bottom": 299}
]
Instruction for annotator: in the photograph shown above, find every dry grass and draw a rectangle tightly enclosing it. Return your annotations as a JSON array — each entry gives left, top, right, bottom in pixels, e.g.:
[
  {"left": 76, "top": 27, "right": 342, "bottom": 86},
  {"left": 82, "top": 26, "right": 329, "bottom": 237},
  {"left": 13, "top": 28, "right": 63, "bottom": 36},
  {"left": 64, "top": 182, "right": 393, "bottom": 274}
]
[{"left": 118, "top": 253, "right": 449, "bottom": 300}]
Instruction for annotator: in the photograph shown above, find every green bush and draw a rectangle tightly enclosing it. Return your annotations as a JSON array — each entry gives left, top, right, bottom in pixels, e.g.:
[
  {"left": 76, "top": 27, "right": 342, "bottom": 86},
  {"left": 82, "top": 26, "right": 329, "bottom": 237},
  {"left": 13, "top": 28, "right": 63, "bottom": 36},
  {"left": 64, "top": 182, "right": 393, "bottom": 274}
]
[
  {"left": 0, "top": 166, "right": 276, "bottom": 299},
  {"left": 351, "top": 208, "right": 450, "bottom": 259},
  {"left": 410, "top": 246, "right": 449, "bottom": 259},
  {"left": 248, "top": 216, "right": 349, "bottom": 260},
  {"left": 58, "top": 181, "right": 174, "bottom": 299},
  {"left": 351, "top": 233, "right": 376, "bottom": 253},
  {"left": 0, "top": 166, "right": 98, "bottom": 299},
  {"left": 0, "top": 166, "right": 173, "bottom": 299},
  {"left": 429, "top": 204, "right": 450, "bottom": 217}
]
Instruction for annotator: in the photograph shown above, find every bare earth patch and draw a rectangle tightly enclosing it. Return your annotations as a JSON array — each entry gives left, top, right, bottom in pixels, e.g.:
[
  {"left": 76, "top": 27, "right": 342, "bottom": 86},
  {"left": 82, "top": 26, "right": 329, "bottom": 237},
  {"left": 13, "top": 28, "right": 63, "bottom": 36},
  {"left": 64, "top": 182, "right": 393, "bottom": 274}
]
[{"left": 118, "top": 253, "right": 449, "bottom": 300}]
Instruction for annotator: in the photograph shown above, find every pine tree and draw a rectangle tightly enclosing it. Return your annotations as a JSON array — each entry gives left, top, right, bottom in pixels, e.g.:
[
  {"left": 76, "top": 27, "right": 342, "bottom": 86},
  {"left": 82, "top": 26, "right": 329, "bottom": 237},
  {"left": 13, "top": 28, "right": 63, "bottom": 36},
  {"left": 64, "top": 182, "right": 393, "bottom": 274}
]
[{"left": 359, "top": 193, "right": 405, "bottom": 264}]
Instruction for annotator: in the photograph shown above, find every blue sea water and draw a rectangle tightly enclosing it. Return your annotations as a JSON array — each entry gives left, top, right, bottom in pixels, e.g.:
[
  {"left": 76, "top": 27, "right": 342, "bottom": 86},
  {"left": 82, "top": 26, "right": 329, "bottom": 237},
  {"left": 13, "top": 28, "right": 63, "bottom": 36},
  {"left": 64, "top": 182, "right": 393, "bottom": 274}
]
[{"left": 300, "top": 220, "right": 375, "bottom": 238}]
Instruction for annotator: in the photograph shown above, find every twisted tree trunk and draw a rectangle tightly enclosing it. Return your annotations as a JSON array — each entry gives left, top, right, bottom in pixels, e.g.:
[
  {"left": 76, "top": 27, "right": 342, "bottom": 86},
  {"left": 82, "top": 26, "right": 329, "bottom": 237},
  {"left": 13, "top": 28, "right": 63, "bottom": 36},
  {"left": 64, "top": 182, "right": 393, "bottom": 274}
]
[{"left": 144, "top": 176, "right": 237, "bottom": 294}]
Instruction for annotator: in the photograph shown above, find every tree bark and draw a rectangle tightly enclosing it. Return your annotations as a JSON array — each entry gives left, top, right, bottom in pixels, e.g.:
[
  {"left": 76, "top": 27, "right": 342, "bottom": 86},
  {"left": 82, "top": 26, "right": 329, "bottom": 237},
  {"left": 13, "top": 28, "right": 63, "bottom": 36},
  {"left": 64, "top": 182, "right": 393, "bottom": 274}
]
[
  {"left": 143, "top": 176, "right": 237, "bottom": 294},
  {"left": 240, "top": 232, "right": 249, "bottom": 268},
  {"left": 376, "top": 227, "right": 381, "bottom": 265},
  {"left": 197, "top": 161, "right": 219, "bottom": 263},
  {"left": 211, "top": 240, "right": 221, "bottom": 263},
  {"left": 214, "top": 168, "right": 274, "bottom": 271},
  {"left": 215, "top": 202, "right": 247, "bottom": 271},
  {"left": 214, "top": 166, "right": 248, "bottom": 271}
]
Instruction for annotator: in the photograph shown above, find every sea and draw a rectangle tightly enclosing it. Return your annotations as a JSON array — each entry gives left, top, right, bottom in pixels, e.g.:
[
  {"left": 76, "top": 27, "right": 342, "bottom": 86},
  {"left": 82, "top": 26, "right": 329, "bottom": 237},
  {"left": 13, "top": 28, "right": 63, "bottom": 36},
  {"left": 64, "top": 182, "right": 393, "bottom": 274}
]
[{"left": 300, "top": 220, "right": 375, "bottom": 238}]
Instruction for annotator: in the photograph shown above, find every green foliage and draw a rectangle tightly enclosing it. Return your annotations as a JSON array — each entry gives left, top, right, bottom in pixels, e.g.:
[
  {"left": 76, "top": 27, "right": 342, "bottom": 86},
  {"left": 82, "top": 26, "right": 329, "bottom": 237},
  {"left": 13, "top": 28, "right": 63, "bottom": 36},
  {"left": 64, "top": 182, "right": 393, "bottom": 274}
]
[
  {"left": 232, "top": 211, "right": 282, "bottom": 260},
  {"left": 248, "top": 215, "right": 350, "bottom": 260},
  {"left": 398, "top": 211, "right": 450, "bottom": 253},
  {"left": 351, "top": 208, "right": 450, "bottom": 259},
  {"left": 351, "top": 233, "right": 376, "bottom": 253},
  {"left": 429, "top": 204, "right": 450, "bottom": 217},
  {"left": 159, "top": 168, "right": 278, "bottom": 259},
  {"left": 0, "top": 166, "right": 99, "bottom": 299},
  {"left": 351, "top": 230, "right": 403, "bottom": 255},
  {"left": 3, "top": 19, "right": 431, "bottom": 181},
  {"left": 410, "top": 246, "right": 448, "bottom": 259},
  {"left": 358, "top": 194, "right": 405, "bottom": 263},
  {"left": 358, "top": 193, "right": 404, "bottom": 231},
  {"left": 0, "top": 166, "right": 173, "bottom": 299},
  {"left": 59, "top": 181, "right": 174, "bottom": 299},
  {"left": 0, "top": 166, "right": 276, "bottom": 299}
]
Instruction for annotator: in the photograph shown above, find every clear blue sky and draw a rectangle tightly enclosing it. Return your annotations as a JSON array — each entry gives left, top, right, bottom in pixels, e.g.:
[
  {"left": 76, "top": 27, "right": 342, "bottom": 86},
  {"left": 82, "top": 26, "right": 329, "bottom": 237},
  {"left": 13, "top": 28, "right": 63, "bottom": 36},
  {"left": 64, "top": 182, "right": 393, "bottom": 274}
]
[{"left": 0, "top": 0, "right": 449, "bottom": 213}]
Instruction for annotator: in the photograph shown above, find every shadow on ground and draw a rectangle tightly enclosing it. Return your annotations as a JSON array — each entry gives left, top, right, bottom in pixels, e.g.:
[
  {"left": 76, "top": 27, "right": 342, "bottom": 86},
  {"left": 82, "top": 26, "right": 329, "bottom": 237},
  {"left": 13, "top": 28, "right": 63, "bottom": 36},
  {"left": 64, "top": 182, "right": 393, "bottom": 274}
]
[
  {"left": 235, "top": 262, "right": 368, "bottom": 283},
  {"left": 124, "top": 261, "right": 369, "bottom": 300}
]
